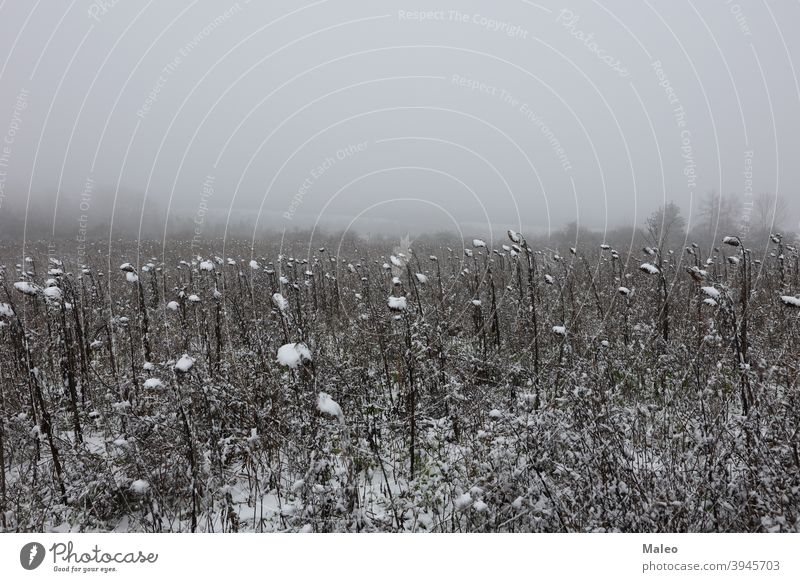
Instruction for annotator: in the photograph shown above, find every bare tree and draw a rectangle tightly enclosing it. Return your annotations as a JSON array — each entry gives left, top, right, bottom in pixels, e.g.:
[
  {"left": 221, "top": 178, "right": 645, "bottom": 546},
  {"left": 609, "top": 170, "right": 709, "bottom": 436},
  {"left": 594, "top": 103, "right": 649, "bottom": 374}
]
[
  {"left": 750, "top": 192, "right": 789, "bottom": 241},
  {"left": 645, "top": 201, "right": 686, "bottom": 251},
  {"left": 693, "top": 190, "right": 738, "bottom": 245}
]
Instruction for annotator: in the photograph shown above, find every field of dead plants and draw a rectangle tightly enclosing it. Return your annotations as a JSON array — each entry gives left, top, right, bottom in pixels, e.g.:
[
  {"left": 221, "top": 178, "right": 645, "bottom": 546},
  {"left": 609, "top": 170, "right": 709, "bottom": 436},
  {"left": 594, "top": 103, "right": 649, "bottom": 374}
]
[{"left": 0, "top": 231, "right": 798, "bottom": 532}]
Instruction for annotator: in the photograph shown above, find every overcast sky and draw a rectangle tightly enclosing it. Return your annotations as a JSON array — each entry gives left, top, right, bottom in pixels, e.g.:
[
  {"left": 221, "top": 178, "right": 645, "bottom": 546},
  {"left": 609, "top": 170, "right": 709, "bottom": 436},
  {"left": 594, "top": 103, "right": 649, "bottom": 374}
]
[{"left": 1, "top": 0, "right": 798, "bottom": 241}]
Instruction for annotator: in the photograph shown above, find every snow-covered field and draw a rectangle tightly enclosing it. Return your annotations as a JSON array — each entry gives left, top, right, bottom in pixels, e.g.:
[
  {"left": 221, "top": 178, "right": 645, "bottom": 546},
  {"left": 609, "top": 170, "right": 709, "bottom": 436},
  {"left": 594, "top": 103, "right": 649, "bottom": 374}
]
[{"left": 0, "top": 233, "right": 798, "bottom": 532}]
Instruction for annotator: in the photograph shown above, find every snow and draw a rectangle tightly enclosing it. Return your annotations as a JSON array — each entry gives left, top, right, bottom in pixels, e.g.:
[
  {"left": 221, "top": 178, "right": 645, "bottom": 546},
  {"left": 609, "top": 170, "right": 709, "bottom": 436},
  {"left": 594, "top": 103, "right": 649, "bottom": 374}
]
[
  {"left": 249, "top": 260, "right": 260, "bottom": 270},
  {"left": 545, "top": 274, "right": 555, "bottom": 285},
  {"left": 701, "top": 286, "right": 720, "bottom": 299},
  {"left": 488, "top": 409, "right": 502, "bottom": 419},
  {"left": 687, "top": 266, "right": 708, "bottom": 281},
  {"left": 175, "top": 354, "right": 195, "bottom": 373},
  {"left": 126, "top": 272, "right": 139, "bottom": 283},
  {"left": 722, "top": 236, "right": 741, "bottom": 247},
  {"left": 473, "top": 500, "right": 488, "bottom": 512},
  {"left": 43, "top": 286, "right": 63, "bottom": 302},
  {"left": 640, "top": 262, "right": 659, "bottom": 275},
  {"left": 244, "top": 428, "right": 259, "bottom": 447},
  {"left": 130, "top": 480, "right": 150, "bottom": 495},
  {"left": 188, "top": 294, "right": 200, "bottom": 303},
  {"left": 507, "top": 230, "right": 522, "bottom": 244},
  {"left": 317, "top": 392, "right": 344, "bottom": 422},
  {"left": 144, "top": 378, "right": 164, "bottom": 389},
  {"left": 471, "top": 299, "right": 482, "bottom": 307},
  {"left": 272, "top": 293, "right": 289, "bottom": 311},
  {"left": 618, "top": 286, "right": 631, "bottom": 296},
  {"left": 277, "top": 343, "right": 312, "bottom": 369},
  {"left": 472, "top": 239, "right": 486, "bottom": 248},
  {"left": 199, "top": 260, "right": 214, "bottom": 271},
  {"left": 119, "top": 262, "right": 135, "bottom": 272},
  {"left": 14, "top": 281, "right": 39, "bottom": 296},
  {"left": 0, "top": 303, "right": 14, "bottom": 318},
  {"left": 552, "top": 325, "right": 566, "bottom": 336},
  {"left": 390, "top": 255, "right": 404, "bottom": 268},
  {"left": 388, "top": 296, "right": 407, "bottom": 311},
  {"left": 166, "top": 300, "right": 179, "bottom": 311},
  {"left": 780, "top": 295, "right": 800, "bottom": 308},
  {"left": 454, "top": 492, "right": 472, "bottom": 511},
  {"left": 415, "top": 273, "right": 428, "bottom": 284},
  {"left": 703, "top": 298, "right": 718, "bottom": 307}
]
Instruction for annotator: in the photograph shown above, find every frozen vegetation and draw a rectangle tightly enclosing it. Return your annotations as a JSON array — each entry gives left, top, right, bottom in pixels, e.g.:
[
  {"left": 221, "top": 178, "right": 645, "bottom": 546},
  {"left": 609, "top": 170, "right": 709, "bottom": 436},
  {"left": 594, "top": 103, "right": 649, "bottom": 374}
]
[{"left": 0, "top": 230, "right": 799, "bottom": 533}]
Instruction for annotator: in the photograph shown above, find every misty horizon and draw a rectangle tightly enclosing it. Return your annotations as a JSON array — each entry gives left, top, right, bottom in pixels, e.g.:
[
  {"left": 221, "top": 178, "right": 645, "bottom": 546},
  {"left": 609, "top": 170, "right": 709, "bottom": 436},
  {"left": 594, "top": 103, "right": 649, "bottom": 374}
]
[{"left": 0, "top": 182, "right": 795, "bottom": 245}]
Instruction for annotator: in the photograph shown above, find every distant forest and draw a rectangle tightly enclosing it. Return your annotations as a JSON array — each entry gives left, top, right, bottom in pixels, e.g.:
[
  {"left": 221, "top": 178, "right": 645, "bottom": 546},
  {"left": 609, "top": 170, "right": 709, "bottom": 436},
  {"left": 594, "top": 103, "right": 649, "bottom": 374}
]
[{"left": 0, "top": 186, "right": 795, "bottom": 254}]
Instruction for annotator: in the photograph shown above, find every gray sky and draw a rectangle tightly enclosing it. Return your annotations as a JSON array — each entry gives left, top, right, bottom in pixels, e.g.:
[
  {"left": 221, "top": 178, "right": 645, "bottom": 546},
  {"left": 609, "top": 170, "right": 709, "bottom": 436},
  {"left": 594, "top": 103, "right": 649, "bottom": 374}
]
[{"left": 1, "top": 0, "right": 798, "bottom": 241}]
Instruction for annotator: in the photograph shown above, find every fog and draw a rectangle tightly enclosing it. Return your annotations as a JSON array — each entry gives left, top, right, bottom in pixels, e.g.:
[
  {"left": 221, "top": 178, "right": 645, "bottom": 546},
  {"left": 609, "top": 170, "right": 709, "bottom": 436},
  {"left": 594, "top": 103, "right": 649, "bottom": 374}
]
[{"left": 0, "top": 0, "right": 798, "bottom": 243}]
